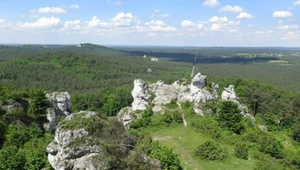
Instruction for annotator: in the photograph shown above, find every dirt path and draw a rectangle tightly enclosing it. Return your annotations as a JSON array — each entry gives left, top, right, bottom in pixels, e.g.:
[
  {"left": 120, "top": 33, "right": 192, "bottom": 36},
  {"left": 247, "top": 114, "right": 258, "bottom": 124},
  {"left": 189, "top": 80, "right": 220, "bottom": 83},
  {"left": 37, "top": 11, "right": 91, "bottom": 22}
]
[
  {"left": 177, "top": 102, "right": 187, "bottom": 127},
  {"left": 153, "top": 136, "right": 173, "bottom": 141}
]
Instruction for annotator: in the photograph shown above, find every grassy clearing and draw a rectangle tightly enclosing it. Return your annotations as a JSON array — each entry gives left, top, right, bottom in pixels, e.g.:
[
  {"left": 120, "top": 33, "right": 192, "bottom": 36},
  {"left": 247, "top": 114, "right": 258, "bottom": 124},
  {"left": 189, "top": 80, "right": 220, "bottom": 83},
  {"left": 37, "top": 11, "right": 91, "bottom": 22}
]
[{"left": 143, "top": 122, "right": 255, "bottom": 170}]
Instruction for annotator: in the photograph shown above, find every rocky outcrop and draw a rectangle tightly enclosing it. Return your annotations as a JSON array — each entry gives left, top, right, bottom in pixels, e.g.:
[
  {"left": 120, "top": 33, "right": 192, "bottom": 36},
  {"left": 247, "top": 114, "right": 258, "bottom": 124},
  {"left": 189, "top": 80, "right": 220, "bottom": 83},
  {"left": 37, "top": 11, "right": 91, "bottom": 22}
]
[
  {"left": 131, "top": 79, "right": 151, "bottom": 111},
  {"left": 44, "top": 92, "right": 71, "bottom": 133},
  {"left": 117, "top": 107, "right": 135, "bottom": 129},
  {"left": 221, "top": 85, "right": 238, "bottom": 103},
  {"left": 47, "top": 111, "right": 105, "bottom": 170},
  {"left": 221, "top": 85, "right": 255, "bottom": 122},
  {"left": 118, "top": 72, "right": 219, "bottom": 127}
]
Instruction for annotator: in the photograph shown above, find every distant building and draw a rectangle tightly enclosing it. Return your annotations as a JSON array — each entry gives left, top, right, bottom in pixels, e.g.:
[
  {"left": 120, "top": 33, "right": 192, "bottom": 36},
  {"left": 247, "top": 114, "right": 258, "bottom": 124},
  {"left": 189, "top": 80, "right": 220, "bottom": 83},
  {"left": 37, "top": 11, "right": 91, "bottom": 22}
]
[
  {"left": 76, "top": 44, "right": 82, "bottom": 48},
  {"left": 151, "top": 58, "right": 159, "bottom": 62},
  {"left": 143, "top": 55, "right": 147, "bottom": 58}
]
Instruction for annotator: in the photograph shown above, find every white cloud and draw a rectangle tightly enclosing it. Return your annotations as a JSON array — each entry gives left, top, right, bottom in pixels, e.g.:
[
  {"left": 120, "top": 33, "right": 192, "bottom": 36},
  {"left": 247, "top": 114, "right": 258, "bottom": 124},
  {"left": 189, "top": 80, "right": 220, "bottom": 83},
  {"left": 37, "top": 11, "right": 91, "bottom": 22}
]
[
  {"left": 256, "top": 30, "right": 274, "bottom": 36},
  {"left": 209, "top": 16, "right": 229, "bottom": 23},
  {"left": 149, "top": 9, "right": 170, "bottom": 18},
  {"left": 181, "top": 20, "right": 195, "bottom": 27},
  {"left": 70, "top": 5, "right": 80, "bottom": 9},
  {"left": 210, "top": 23, "right": 222, "bottom": 31},
  {"left": 31, "top": 7, "right": 67, "bottom": 14},
  {"left": 203, "top": 0, "right": 220, "bottom": 8},
  {"left": 294, "top": 0, "right": 300, "bottom": 5},
  {"left": 146, "top": 20, "right": 166, "bottom": 26},
  {"left": 277, "top": 24, "right": 298, "bottom": 30},
  {"left": 17, "top": 17, "right": 61, "bottom": 29},
  {"left": 236, "top": 12, "right": 253, "bottom": 19},
  {"left": 61, "top": 20, "right": 81, "bottom": 31},
  {"left": 219, "top": 5, "right": 243, "bottom": 13},
  {"left": 160, "top": 14, "right": 170, "bottom": 18},
  {"left": 273, "top": 11, "right": 293, "bottom": 18},
  {"left": 208, "top": 16, "right": 240, "bottom": 31},
  {"left": 145, "top": 20, "right": 177, "bottom": 32},
  {"left": 111, "top": 12, "right": 139, "bottom": 27},
  {"left": 88, "top": 13, "right": 139, "bottom": 28},
  {"left": 181, "top": 20, "right": 204, "bottom": 29},
  {"left": 0, "top": 19, "right": 5, "bottom": 23},
  {"left": 281, "top": 31, "right": 299, "bottom": 40}
]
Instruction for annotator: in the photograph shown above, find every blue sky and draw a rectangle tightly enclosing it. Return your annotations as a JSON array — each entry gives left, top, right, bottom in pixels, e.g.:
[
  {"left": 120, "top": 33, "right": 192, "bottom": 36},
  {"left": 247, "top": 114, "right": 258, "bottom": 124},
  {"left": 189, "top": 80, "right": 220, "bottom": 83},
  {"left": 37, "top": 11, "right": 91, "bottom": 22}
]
[{"left": 0, "top": 0, "right": 300, "bottom": 46}]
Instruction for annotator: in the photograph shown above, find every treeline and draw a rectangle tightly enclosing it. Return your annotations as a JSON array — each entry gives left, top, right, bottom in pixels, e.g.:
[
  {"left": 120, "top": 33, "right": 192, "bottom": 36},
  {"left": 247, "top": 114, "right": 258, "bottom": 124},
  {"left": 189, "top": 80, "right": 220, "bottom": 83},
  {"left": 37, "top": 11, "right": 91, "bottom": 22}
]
[{"left": 0, "top": 50, "right": 189, "bottom": 93}]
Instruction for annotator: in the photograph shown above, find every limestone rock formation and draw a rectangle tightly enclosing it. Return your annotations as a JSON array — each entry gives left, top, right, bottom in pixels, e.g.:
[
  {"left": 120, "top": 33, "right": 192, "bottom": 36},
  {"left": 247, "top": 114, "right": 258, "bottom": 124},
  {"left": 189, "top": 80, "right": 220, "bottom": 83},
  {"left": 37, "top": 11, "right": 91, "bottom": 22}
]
[
  {"left": 221, "top": 85, "right": 255, "bottom": 122},
  {"left": 131, "top": 79, "right": 151, "bottom": 111},
  {"left": 44, "top": 92, "right": 71, "bottom": 132},
  {"left": 47, "top": 111, "right": 105, "bottom": 170},
  {"left": 118, "top": 72, "right": 219, "bottom": 127},
  {"left": 117, "top": 107, "right": 135, "bottom": 128}
]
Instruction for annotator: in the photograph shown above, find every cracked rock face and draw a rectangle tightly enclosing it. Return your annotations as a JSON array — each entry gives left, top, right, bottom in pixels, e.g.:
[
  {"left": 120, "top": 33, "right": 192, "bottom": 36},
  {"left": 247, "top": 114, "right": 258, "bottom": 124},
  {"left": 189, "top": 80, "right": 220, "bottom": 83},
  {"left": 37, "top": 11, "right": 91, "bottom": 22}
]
[{"left": 47, "top": 111, "right": 105, "bottom": 170}]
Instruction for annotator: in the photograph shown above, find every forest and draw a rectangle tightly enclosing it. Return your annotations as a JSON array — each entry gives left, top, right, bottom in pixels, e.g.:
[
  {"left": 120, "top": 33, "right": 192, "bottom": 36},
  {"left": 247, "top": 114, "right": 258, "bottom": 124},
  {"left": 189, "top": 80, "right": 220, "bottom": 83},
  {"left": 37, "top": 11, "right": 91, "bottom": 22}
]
[{"left": 0, "top": 44, "right": 300, "bottom": 169}]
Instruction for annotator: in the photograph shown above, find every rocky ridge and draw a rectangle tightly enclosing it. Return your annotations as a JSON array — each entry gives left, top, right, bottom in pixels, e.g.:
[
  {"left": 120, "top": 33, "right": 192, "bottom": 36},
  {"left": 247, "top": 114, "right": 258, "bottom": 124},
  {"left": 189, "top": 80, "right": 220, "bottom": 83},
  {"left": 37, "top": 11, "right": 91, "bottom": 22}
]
[{"left": 118, "top": 72, "right": 253, "bottom": 128}]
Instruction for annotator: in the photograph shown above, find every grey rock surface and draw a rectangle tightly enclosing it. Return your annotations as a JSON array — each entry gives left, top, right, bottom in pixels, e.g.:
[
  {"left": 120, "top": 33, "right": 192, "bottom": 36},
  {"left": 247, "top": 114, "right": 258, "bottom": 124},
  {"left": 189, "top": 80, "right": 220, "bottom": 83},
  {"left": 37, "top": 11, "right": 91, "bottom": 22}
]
[
  {"left": 44, "top": 92, "right": 71, "bottom": 132},
  {"left": 47, "top": 111, "right": 104, "bottom": 170}
]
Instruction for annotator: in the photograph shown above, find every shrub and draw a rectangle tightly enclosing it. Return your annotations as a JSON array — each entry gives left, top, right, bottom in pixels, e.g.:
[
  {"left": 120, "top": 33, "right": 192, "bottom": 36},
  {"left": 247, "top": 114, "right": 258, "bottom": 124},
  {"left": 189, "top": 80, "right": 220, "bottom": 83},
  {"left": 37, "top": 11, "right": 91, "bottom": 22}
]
[
  {"left": 234, "top": 142, "right": 248, "bottom": 159},
  {"left": 217, "top": 101, "right": 244, "bottom": 134},
  {"left": 292, "top": 125, "right": 300, "bottom": 142},
  {"left": 150, "top": 141, "right": 182, "bottom": 170},
  {"left": 194, "top": 141, "right": 228, "bottom": 160},
  {"left": 191, "top": 117, "right": 221, "bottom": 139}
]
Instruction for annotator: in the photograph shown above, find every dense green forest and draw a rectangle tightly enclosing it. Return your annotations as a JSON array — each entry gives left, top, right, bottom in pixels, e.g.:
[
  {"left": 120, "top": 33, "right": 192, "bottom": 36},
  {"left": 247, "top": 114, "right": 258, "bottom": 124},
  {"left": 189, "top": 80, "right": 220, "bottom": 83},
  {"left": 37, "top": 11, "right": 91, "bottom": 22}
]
[{"left": 0, "top": 44, "right": 300, "bottom": 169}]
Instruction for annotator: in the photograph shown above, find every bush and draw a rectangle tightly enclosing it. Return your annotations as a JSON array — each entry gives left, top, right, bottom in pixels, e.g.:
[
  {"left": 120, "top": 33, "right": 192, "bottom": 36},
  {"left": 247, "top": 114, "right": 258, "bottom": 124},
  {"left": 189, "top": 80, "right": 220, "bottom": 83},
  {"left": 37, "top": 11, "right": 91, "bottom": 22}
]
[
  {"left": 150, "top": 141, "right": 182, "bottom": 170},
  {"left": 191, "top": 117, "right": 221, "bottom": 139},
  {"left": 194, "top": 141, "right": 228, "bottom": 160},
  {"left": 217, "top": 101, "right": 244, "bottom": 134},
  {"left": 292, "top": 125, "right": 300, "bottom": 142},
  {"left": 234, "top": 142, "right": 248, "bottom": 159}
]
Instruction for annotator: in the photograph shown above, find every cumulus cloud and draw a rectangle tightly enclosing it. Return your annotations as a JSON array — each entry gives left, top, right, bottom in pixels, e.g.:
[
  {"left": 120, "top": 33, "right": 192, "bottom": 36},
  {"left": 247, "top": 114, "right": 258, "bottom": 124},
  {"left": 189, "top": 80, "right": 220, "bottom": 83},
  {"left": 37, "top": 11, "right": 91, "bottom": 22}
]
[
  {"left": 208, "top": 16, "right": 240, "bottom": 31},
  {"left": 70, "top": 5, "right": 80, "bottom": 9},
  {"left": 17, "top": 17, "right": 61, "bottom": 29},
  {"left": 61, "top": 20, "right": 81, "bottom": 31},
  {"left": 31, "top": 7, "right": 67, "bottom": 14},
  {"left": 209, "top": 16, "right": 229, "bottom": 23},
  {"left": 219, "top": 5, "right": 243, "bottom": 13},
  {"left": 273, "top": 11, "right": 293, "bottom": 18},
  {"left": 145, "top": 20, "right": 177, "bottom": 32},
  {"left": 294, "top": 0, "right": 300, "bottom": 5},
  {"left": 203, "top": 0, "right": 220, "bottom": 8},
  {"left": 181, "top": 20, "right": 204, "bottom": 29},
  {"left": 236, "top": 12, "right": 253, "bottom": 19},
  {"left": 0, "top": 19, "right": 5, "bottom": 23},
  {"left": 88, "top": 12, "right": 139, "bottom": 28}
]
